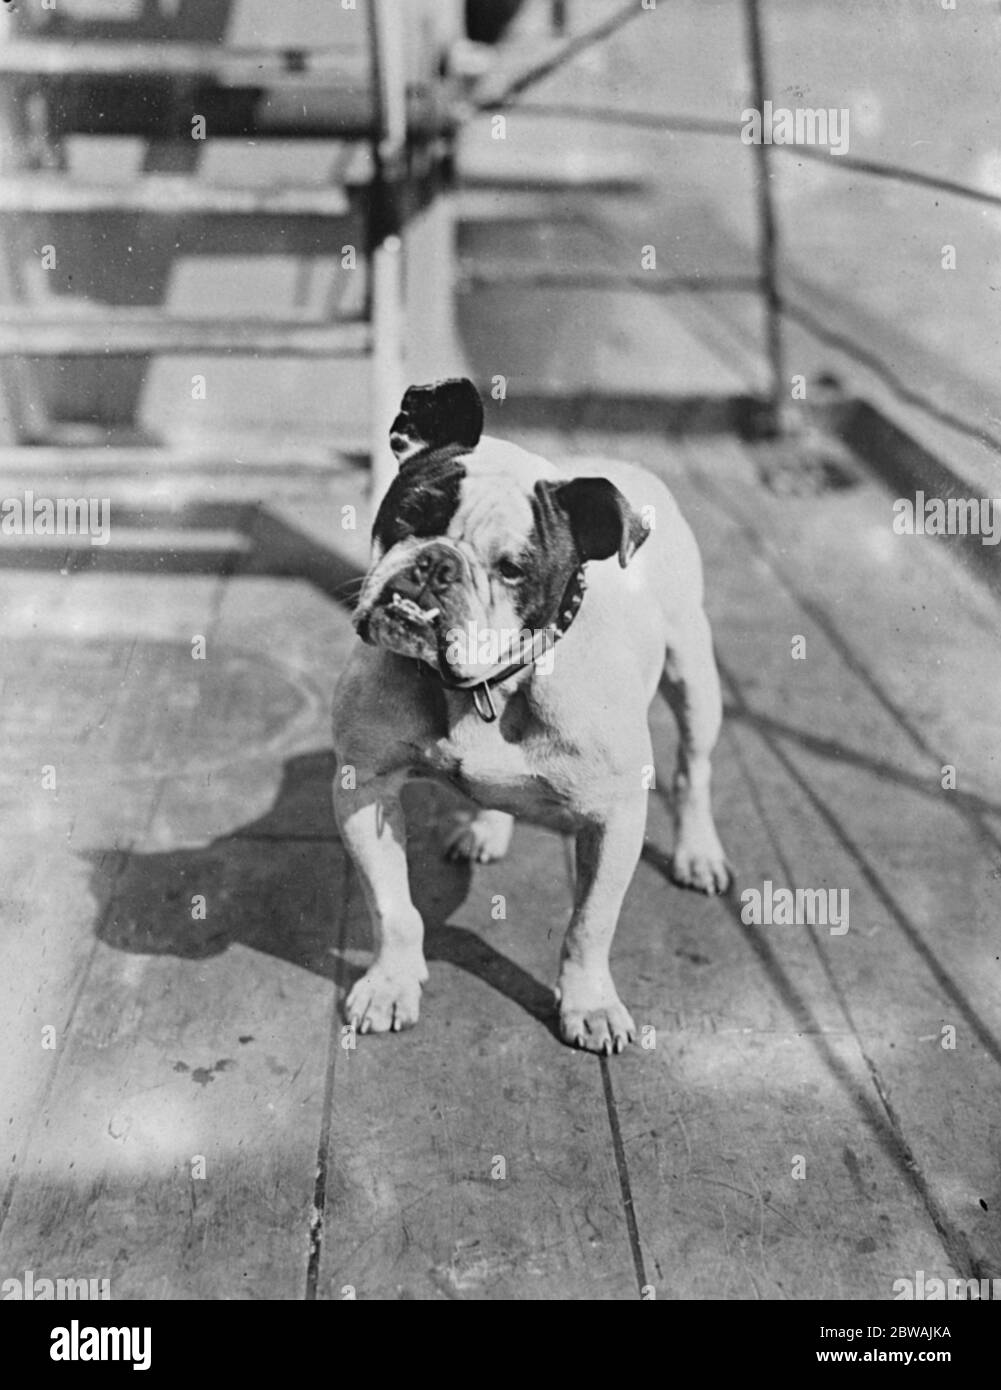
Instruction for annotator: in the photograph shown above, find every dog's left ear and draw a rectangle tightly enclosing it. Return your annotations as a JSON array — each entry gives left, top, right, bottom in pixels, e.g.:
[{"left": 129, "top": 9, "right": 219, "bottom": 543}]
[
  {"left": 539, "top": 476, "right": 649, "bottom": 568},
  {"left": 390, "top": 377, "right": 484, "bottom": 464}
]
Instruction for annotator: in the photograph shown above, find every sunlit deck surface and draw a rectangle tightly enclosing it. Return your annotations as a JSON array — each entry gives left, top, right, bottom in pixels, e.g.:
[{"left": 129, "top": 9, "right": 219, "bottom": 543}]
[{"left": 0, "top": 417, "right": 998, "bottom": 1300}]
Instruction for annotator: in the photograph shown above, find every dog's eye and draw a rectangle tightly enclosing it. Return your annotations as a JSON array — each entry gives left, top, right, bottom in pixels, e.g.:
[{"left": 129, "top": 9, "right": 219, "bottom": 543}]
[{"left": 496, "top": 556, "right": 525, "bottom": 583}]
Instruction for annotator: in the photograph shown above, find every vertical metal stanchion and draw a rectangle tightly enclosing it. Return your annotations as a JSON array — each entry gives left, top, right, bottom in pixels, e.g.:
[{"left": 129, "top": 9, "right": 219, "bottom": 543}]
[
  {"left": 404, "top": 172, "right": 459, "bottom": 384},
  {"left": 370, "top": 229, "right": 405, "bottom": 499},
  {"left": 744, "top": 0, "right": 786, "bottom": 434},
  {"left": 0, "top": 1, "right": 11, "bottom": 446},
  {"left": 401, "top": 4, "right": 461, "bottom": 386},
  {"left": 0, "top": 2, "right": 43, "bottom": 447},
  {"left": 368, "top": 0, "right": 408, "bottom": 506}
]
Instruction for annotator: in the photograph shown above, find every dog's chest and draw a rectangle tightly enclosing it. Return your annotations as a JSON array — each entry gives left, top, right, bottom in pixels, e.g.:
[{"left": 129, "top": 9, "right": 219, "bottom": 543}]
[{"left": 413, "top": 705, "right": 572, "bottom": 821}]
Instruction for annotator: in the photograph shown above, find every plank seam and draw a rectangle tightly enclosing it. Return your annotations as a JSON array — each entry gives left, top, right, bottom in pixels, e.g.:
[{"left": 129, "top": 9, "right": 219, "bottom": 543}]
[
  {"left": 304, "top": 853, "right": 350, "bottom": 1300},
  {"left": 691, "top": 468, "right": 1001, "bottom": 865},
  {"left": 304, "top": 1001, "right": 340, "bottom": 1301},
  {"left": 599, "top": 1059, "right": 649, "bottom": 1297},
  {"left": 721, "top": 680, "right": 988, "bottom": 1282},
  {"left": 564, "top": 830, "right": 649, "bottom": 1296},
  {"left": 0, "top": 886, "right": 107, "bottom": 1238}
]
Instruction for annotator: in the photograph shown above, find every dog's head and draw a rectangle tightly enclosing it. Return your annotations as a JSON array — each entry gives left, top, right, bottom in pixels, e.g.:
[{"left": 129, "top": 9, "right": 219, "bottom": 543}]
[{"left": 353, "top": 378, "right": 648, "bottom": 681}]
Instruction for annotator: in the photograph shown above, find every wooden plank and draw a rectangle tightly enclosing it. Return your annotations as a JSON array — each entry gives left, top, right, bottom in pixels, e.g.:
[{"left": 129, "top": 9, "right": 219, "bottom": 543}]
[
  {"left": 518, "top": 431, "right": 951, "bottom": 1298},
  {"left": 43, "top": 91, "right": 379, "bottom": 143},
  {"left": 458, "top": 265, "right": 760, "bottom": 295},
  {"left": 668, "top": 436, "right": 1001, "bottom": 1277},
  {"left": 0, "top": 572, "right": 223, "bottom": 1258},
  {"left": 460, "top": 168, "right": 647, "bottom": 193},
  {"left": 0, "top": 843, "right": 107, "bottom": 1216},
  {"left": 0, "top": 526, "right": 250, "bottom": 552},
  {"left": 0, "top": 563, "right": 350, "bottom": 1298},
  {"left": 716, "top": 687, "right": 1001, "bottom": 1281},
  {"left": 312, "top": 756, "right": 642, "bottom": 1295},
  {"left": 683, "top": 434, "right": 1001, "bottom": 914},
  {"left": 0, "top": 175, "right": 353, "bottom": 217},
  {"left": 605, "top": 721, "right": 950, "bottom": 1298},
  {"left": 0, "top": 41, "right": 369, "bottom": 85},
  {"left": 0, "top": 848, "right": 344, "bottom": 1300},
  {"left": 0, "top": 444, "right": 356, "bottom": 474},
  {"left": 0, "top": 574, "right": 230, "bottom": 851},
  {"left": 0, "top": 491, "right": 362, "bottom": 1297},
  {"left": 149, "top": 522, "right": 366, "bottom": 844},
  {"left": 318, "top": 802, "right": 640, "bottom": 1299},
  {"left": 0, "top": 312, "right": 372, "bottom": 357}
]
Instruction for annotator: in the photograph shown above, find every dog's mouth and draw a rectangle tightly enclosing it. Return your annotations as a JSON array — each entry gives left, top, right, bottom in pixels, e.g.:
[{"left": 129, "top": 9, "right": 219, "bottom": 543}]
[
  {"left": 385, "top": 592, "right": 440, "bottom": 627},
  {"left": 356, "top": 587, "right": 447, "bottom": 660}
]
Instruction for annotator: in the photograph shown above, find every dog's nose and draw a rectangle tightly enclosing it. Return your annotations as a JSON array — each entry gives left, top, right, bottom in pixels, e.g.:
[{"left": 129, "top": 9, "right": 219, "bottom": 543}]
[{"left": 410, "top": 544, "right": 460, "bottom": 594}]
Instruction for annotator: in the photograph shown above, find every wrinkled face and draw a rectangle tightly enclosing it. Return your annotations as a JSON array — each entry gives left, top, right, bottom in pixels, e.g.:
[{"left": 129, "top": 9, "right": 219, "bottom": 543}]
[{"left": 353, "top": 379, "right": 648, "bottom": 682}]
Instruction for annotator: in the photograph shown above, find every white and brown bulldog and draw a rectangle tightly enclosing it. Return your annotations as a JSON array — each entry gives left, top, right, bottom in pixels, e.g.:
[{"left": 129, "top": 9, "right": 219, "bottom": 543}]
[{"left": 332, "top": 378, "right": 730, "bottom": 1054}]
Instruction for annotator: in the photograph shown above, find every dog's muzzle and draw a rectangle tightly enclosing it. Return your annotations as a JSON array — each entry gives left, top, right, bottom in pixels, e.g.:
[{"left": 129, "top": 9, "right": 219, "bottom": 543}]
[{"left": 355, "top": 541, "right": 466, "bottom": 645}]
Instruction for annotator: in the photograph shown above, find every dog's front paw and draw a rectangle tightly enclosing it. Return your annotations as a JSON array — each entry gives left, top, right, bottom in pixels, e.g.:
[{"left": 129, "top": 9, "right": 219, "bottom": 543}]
[
  {"left": 670, "top": 839, "right": 732, "bottom": 896},
  {"left": 556, "top": 973, "right": 636, "bottom": 1056},
  {"left": 442, "top": 808, "right": 514, "bottom": 864},
  {"left": 345, "top": 961, "right": 428, "bottom": 1034}
]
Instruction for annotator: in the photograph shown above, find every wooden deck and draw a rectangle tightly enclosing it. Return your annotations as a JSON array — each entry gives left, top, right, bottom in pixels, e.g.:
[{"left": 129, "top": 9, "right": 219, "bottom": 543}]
[
  {"left": 0, "top": 424, "right": 998, "bottom": 1301},
  {"left": 1, "top": 0, "right": 999, "bottom": 1307}
]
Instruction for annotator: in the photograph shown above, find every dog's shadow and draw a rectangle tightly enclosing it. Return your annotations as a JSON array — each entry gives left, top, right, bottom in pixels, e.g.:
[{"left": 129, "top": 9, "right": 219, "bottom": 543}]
[{"left": 88, "top": 750, "right": 560, "bottom": 1037}]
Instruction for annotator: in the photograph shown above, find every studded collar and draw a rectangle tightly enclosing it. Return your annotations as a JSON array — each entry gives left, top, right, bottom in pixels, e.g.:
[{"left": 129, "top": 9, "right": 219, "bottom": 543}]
[{"left": 421, "top": 563, "right": 588, "bottom": 723}]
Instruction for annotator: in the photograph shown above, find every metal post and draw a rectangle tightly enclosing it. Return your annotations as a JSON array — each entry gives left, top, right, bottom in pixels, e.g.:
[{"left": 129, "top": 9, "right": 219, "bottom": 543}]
[
  {"left": 743, "top": 0, "right": 785, "bottom": 434},
  {"left": 368, "top": 0, "right": 408, "bottom": 506},
  {"left": 370, "top": 233, "right": 406, "bottom": 501},
  {"left": 0, "top": 3, "right": 44, "bottom": 446}
]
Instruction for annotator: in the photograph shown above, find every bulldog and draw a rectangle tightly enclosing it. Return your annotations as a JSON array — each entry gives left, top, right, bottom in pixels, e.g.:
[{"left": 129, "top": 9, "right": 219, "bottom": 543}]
[{"left": 332, "top": 378, "right": 730, "bottom": 1054}]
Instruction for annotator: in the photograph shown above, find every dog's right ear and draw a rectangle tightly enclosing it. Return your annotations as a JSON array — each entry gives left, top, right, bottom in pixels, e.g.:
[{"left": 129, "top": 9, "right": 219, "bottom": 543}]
[
  {"left": 389, "top": 378, "right": 484, "bottom": 465},
  {"left": 536, "top": 476, "right": 649, "bottom": 568}
]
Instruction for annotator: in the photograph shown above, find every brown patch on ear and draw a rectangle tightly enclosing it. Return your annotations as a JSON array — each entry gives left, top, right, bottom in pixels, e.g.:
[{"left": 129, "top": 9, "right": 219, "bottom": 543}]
[
  {"left": 540, "top": 476, "right": 649, "bottom": 567},
  {"left": 390, "top": 378, "right": 484, "bottom": 464}
]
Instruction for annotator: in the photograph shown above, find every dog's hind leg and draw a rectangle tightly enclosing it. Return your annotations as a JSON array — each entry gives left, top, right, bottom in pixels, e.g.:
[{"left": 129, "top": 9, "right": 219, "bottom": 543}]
[
  {"left": 662, "top": 609, "right": 731, "bottom": 895},
  {"left": 556, "top": 793, "right": 646, "bottom": 1054}
]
